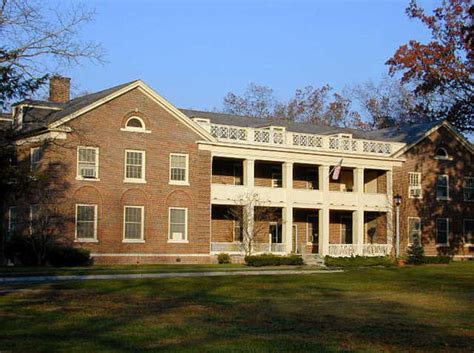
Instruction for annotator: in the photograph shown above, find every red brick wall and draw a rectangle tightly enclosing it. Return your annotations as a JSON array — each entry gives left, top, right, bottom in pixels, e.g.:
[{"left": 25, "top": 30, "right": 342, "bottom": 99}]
[{"left": 394, "top": 126, "right": 474, "bottom": 256}]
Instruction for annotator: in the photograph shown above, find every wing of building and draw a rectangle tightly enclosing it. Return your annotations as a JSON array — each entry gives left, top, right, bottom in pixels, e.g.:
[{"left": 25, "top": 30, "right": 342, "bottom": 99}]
[{"left": 3, "top": 77, "right": 473, "bottom": 264}]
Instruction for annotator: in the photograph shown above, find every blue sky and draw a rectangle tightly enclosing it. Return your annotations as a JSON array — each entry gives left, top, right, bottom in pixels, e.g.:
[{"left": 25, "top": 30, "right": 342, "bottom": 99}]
[{"left": 64, "top": 0, "right": 436, "bottom": 111}]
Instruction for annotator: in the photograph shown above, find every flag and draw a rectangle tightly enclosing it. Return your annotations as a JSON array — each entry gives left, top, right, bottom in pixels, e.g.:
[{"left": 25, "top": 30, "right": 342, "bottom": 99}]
[{"left": 331, "top": 159, "right": 343, "bottom": 180}]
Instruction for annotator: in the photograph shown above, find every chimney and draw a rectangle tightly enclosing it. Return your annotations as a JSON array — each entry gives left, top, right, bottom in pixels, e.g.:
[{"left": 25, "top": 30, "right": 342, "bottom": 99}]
[{"left": 49, "top": 76, "right": 71, "bottom": 103}]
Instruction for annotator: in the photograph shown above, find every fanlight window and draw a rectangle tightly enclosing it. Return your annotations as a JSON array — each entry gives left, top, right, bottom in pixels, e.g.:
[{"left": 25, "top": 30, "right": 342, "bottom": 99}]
[
  {"left": 435, "top": 147, "right": 449, "bottom": 159},
  {"left": 125, "top": 116, "right": 146, "bottom": 131}
]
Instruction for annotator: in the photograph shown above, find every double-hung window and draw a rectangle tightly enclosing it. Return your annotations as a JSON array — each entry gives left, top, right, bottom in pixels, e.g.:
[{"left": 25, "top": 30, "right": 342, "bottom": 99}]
[
  {"left": 408, "top": 172, "right": 422, "bottom": 199},
  {"left": 30, "top": 204, "right": 40, "bottom": 235},
  {"left": 77, "top": 147, "right": 99, "bottom": 180},
  {"left": 125, "top": 150, "right": 145, "bottom": 182},
  {"left": 8, "top": 207, "right": 18, "bottom": 238},
  {"left": 30, "top": 147, "right": 42, "bottom": 170},
  {"left": 408, "top": 217, "right": 421, "bottom": 244},
  {"left": 464, "top": 177, "right": 474, "bottom": 202},
  {"left": 75, "top": 204, "right": 98, "bottom": 241},
  {"left": 123, "top": 206, "right": 144, "bottom": 242},
  {"left": 169, "top": 207, "right": 188, "bottom": 242},
  {"left": 436, "top": 175, "right": 449, "bottom": 200},
  {"left": 464, "top": 219, "right": 474, "bottom": 245},
  {"left": 169, "top": 153, "right": 189, "bottom": 185},
  {"left": 436, "top": 218, "right": 449, "bottom": 246}
]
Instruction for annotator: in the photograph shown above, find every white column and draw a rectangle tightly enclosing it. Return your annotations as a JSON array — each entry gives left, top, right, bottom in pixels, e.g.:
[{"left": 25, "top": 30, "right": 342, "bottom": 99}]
[
  {"left": 243, "top": 159, "right": 255, "bottom": 187},
  {"left": 319, "top": 207, "right": 330, "bottom": 256},
  {"left": 354, "top": 209, "right": 365, "bottom": 255},
  {"left": 282, "top": 162, "right": 293, "bottom": 189},
  {"left": 319, "top": 165, "right": 330, "bottom": 193},
  {"left": 354, "top": 167, "right": 365, "bottom": 193},
  {"left": 386, "top": 170, "right": 394, "bottom": 250},
  {"left": 283, "top": 206, "right": 293, "bottom": 253}
]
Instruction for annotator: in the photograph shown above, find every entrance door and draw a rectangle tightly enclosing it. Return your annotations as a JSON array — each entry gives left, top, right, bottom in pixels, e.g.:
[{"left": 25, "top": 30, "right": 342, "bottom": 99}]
[
  {"left": 307, "top": 215, "right": 319, "bottom": 253},
  {"left": 269, "top": 222, "right": 282, "bottom": 252},
  {"left": 340, "top": 216, "right": 353, "bottom": 244}
]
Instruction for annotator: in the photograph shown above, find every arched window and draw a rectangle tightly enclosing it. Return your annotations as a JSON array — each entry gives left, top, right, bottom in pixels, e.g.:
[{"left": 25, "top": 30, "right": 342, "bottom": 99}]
[
  {"left": 125, "top": 116, "right": 145, "bottom": 131},
  {"left": 435, "top": 147, "right": 449, "bottom": 159}
]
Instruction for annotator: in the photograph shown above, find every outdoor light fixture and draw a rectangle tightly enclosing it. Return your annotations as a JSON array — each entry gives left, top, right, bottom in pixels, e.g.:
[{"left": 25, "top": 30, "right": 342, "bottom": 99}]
[{"left": 394, "top": 194, "right": 402, "bottom": 257}]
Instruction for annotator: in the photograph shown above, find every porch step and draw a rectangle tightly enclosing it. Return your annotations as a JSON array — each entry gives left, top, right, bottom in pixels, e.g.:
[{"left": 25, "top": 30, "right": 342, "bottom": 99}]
[{"left": 302, "top": 254, "right": 326, "bottom": 267}]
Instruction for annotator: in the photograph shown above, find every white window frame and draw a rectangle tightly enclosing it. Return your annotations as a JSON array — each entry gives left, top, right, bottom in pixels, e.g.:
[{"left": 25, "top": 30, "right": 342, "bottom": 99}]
[
  {"left": 168, "top": 207, "right": 188, "bottom": 243},
  {"left": 407, "top": 217, "right": 422, "bottom": 245},
  {"left": 75, "top": 204, "right": 98, "bottom": 242},
  {"left": 463, "top": 177, "right": 474, "bottom": 202},
  {"left": 124, "top": 150, "right": 146, "bottom": 183},
  {"left": 306, "top": 215, "right": 318, "bottom": 244},
  {"left": 169, "top": 153, "right": 189, "bottom": 185},
  {"left": 123, "top": 206, "right": 145, "bottom": 243},
  {"left": 436, "top": 174, "right": 449, "bottom": 201},
  {"left": 434, "top": 147, "right": 451, "bottom": 160},
  {"left": 463, "top": 219, "right": 474, "bottom": 246},
  {"left": 30, "top": 147, "right": 42, "bottom": 170},
  {"left": 436, "top": 218, "right": 449, "bottom": 247},
  {"left": 121, "top": 116, "right": 151, "bottom": 133},
  {"left": 76, "top": 146, "right": 100, "bottom": 181},
  {"left": 408, "top": 172, "right": 422, "bottom": 199}
]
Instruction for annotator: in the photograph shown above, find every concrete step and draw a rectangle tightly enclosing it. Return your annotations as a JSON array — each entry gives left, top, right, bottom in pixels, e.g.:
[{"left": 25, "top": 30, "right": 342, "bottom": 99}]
[{"left": 302, "top": 254, "right": 326, "bottom": 267}]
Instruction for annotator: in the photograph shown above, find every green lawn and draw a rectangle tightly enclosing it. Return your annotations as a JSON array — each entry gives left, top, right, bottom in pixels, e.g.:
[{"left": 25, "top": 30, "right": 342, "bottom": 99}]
[{"left": 0, "top": 263, "right": 473, "bottom": 352}]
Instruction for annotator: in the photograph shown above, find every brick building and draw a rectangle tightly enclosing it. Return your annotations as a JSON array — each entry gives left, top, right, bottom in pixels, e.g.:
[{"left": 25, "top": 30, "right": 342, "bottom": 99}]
[{"left": 3, "top": 77, "right": 473, "bottom": 264}]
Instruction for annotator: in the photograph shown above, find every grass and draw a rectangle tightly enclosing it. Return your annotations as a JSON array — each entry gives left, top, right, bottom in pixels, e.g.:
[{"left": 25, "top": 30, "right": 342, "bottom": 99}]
[{"left": 0, "top": 262, "right": 473, "bottom": 352}]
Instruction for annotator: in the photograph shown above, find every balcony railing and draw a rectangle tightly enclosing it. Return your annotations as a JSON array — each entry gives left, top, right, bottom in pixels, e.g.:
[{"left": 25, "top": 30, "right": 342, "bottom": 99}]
[
  {"left": 203, "top": 123, "right": 402, "bottom": 156},
  {"left": 328, "top": 244, "right": 392, "bottom": 257},
  {"left": 362, "top": 244, "right": 392, "bottom": 256},
  {"left": 210, "top": 242, "right": 286, "bottom": 254}
]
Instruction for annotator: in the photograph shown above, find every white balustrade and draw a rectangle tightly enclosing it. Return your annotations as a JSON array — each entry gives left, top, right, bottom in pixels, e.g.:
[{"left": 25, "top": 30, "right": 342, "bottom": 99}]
[
  {"left": 204, "top": 122, "right": 400, "bottom": 156},
  {"left": 362, "top": 244, "right": 392, "bottom": 256},
  {"left": 328, "top": 244, "right": 358, "bottom": 257},
  {"left": 328, "top": 244, "right": 392, "bottom": 257}
]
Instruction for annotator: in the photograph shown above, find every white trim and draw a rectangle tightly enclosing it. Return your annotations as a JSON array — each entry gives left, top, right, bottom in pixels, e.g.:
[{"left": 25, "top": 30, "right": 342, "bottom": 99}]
[
  {"left": 435, "top": 218, "right": 449, "bottom": 246},
  {"left": 463, "top": 219, "right": 474, "bottom": 245},
  {"left": 436, "top": 174, "right": 449, "bottom": 201},
  {"left": 123, "top": 205, "right": 145, "bottom": 242},
  {"left": 124, "top": 149, "right": 146, "bottom": 183},
  {"left": 76, "top": 146, "right": 100, "bottom": 180},
  {"left": 169, "top": 153, "right": 189, "bottom": 185},
  {"left": 434, "top": 147, "right": 450, "bottom": 160},
  {"left": 408, "top": 172, "right": 422, "bottom": 199},
  {"left": 47, "top": 80, "right": 214, "bottom": 142},
  {"left": 75, "top": 204, "right": 98, "bottom": 242},
  {"left": 121, "top": 116, "right": 151, "bottom": 133},
  {"left": 168, "top": 207, "right": 188, "bottom": 243},
  {"left": 407, "top": 217, "right": 421, "bottom": 245},
  {"left": 30, "top": 146, "right": 42, "bottom": 170}
]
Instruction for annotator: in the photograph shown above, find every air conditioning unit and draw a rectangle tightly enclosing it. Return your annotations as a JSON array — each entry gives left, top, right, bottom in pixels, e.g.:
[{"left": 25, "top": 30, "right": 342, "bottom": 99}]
[
  {"left": 409, "top": 187, "right": 422, "bottom": 198},
  {"left": 171, "top": 232, "right": 183, "bottom": 241},
  {"left": 80, "top": 167, "right": 96, "bottom": 178}
]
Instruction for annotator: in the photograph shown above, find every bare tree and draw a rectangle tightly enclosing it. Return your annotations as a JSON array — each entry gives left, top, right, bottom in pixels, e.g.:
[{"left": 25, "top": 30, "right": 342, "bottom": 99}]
[
  {"left": 228, "top": 193, "right": 278, "bottom": 256},
  {"left": 0, "top": 0, "right": 104, "bottom": 107}
]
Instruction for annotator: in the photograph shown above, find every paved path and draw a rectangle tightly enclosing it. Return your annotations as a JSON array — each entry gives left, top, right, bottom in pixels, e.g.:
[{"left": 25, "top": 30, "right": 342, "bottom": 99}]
[{"left": 0, "top": 269, "right": 342, "bottom": 285}]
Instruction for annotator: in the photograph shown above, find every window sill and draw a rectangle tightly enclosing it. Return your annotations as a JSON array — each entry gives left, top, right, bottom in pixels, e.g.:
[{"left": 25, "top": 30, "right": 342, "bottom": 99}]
[
  {"left": 76, "top": 177, "right": 100, "bottom": 181},
  {"left": 464, "top": 244, "right": 474, "bottom": 247},
  {"left": 124, "top": 179, "right": 147, "bottom": 184},
  {"left": 75, "top": 239, "right": 98, "bottom": 243},
  {"left": 436, "top": 244, "right": 450, "bottom": 247},
  {"left": 434, "top": 156, "right": 453, "bottom": 161},
  {"left": 167, "top": 240, "right": 189, "bottom": 244},
  {"left": 120, "top": 128, "right": 152, "bottom": 134},
  {"left": 436, "top": 197, "right": 450, "bottom": 201},
  {"left": 169, "top": 181, "right": 190, "bottom": 186},
  {"left": 123, "top": 239, "right": 146, "bottom": 243}
]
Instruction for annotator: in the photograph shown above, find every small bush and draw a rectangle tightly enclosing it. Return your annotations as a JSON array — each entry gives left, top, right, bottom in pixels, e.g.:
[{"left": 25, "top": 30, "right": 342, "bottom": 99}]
[
  {"left": 406, "top": 242, "right": 425, "bottom": 265},
  {"left": 245, "top": 254, "right": 303, "bottom": 267},
  {"left": 217, "top": 253, "right": 231, "bottom": 264},
  {"left": 47, "top": 246, "right": 92, "bottom": 267},
  {"left": 423, "top": 256, "right": 451, "bottom": 264},
  {"left": 324, "top": 256, "right": 394, "bottom": 268}
]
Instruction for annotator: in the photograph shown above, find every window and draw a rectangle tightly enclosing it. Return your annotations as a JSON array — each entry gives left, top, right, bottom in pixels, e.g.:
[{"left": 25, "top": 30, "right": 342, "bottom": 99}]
[
  {"left": 464, "top": 219, "right": 474, "bottom": 245},
  {"left": 464, "top": 177, "right": 474, "bottom": 201},
  {"left": 30, "top": 204, "right": 40, "bottom": 235},
  {"left": 122, "top": 116, "right": 149, "bottom": 133},
  {"left": 125, "top": 150, "right": 145, "bottom": 182},
  {"left": 435, "top": 147, "right": 449, "bottom": 159},
  {"left": 436, "top": 175, "right": 449, "bottom": 200},
  {"left": 30, "top": 147, "right": 42, "bottom": 170},
  {"left": 76, "top": 204, "right": 97, "bottom": 241},
  {"left": 233, "top": 220, "right": 243, "bottom": 242},
  {"left": 408, "top": 217, "right": 421, "bottom": 244},
  {"left": 169, "top": 153, "right": 189, "bottom": 184},
  {"left": 8, "top": 207, "right": 18, "bottom": 238},
  {"left": 408, "top": 172, "right": 422, "bottom": 199},
  {"left": 436, "top": 218, "right": 449, "bottom": 246},
  {"left": 169, "top": 208, "right": 188, "bottom": 242},
  {"left": 77, "top": 147, "right": 99, "bottom": 180},
  {"left": 123, "top": 206, "right": 144, "bottom": 241}
]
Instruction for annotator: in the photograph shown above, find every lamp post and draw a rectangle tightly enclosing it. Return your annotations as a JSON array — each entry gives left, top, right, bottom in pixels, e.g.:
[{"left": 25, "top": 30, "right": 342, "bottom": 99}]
[{"left": 394, "top": 194, "right": 402, "bottom": 258}]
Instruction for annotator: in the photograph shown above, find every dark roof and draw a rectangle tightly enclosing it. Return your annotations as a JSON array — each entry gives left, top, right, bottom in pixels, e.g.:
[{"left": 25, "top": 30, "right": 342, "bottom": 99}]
[
  {"left": 363, "top": 120, "right": 442, "bottom": 144},
  {"left": 16, "top": 80, "right": 138, "bottom": 134}
]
